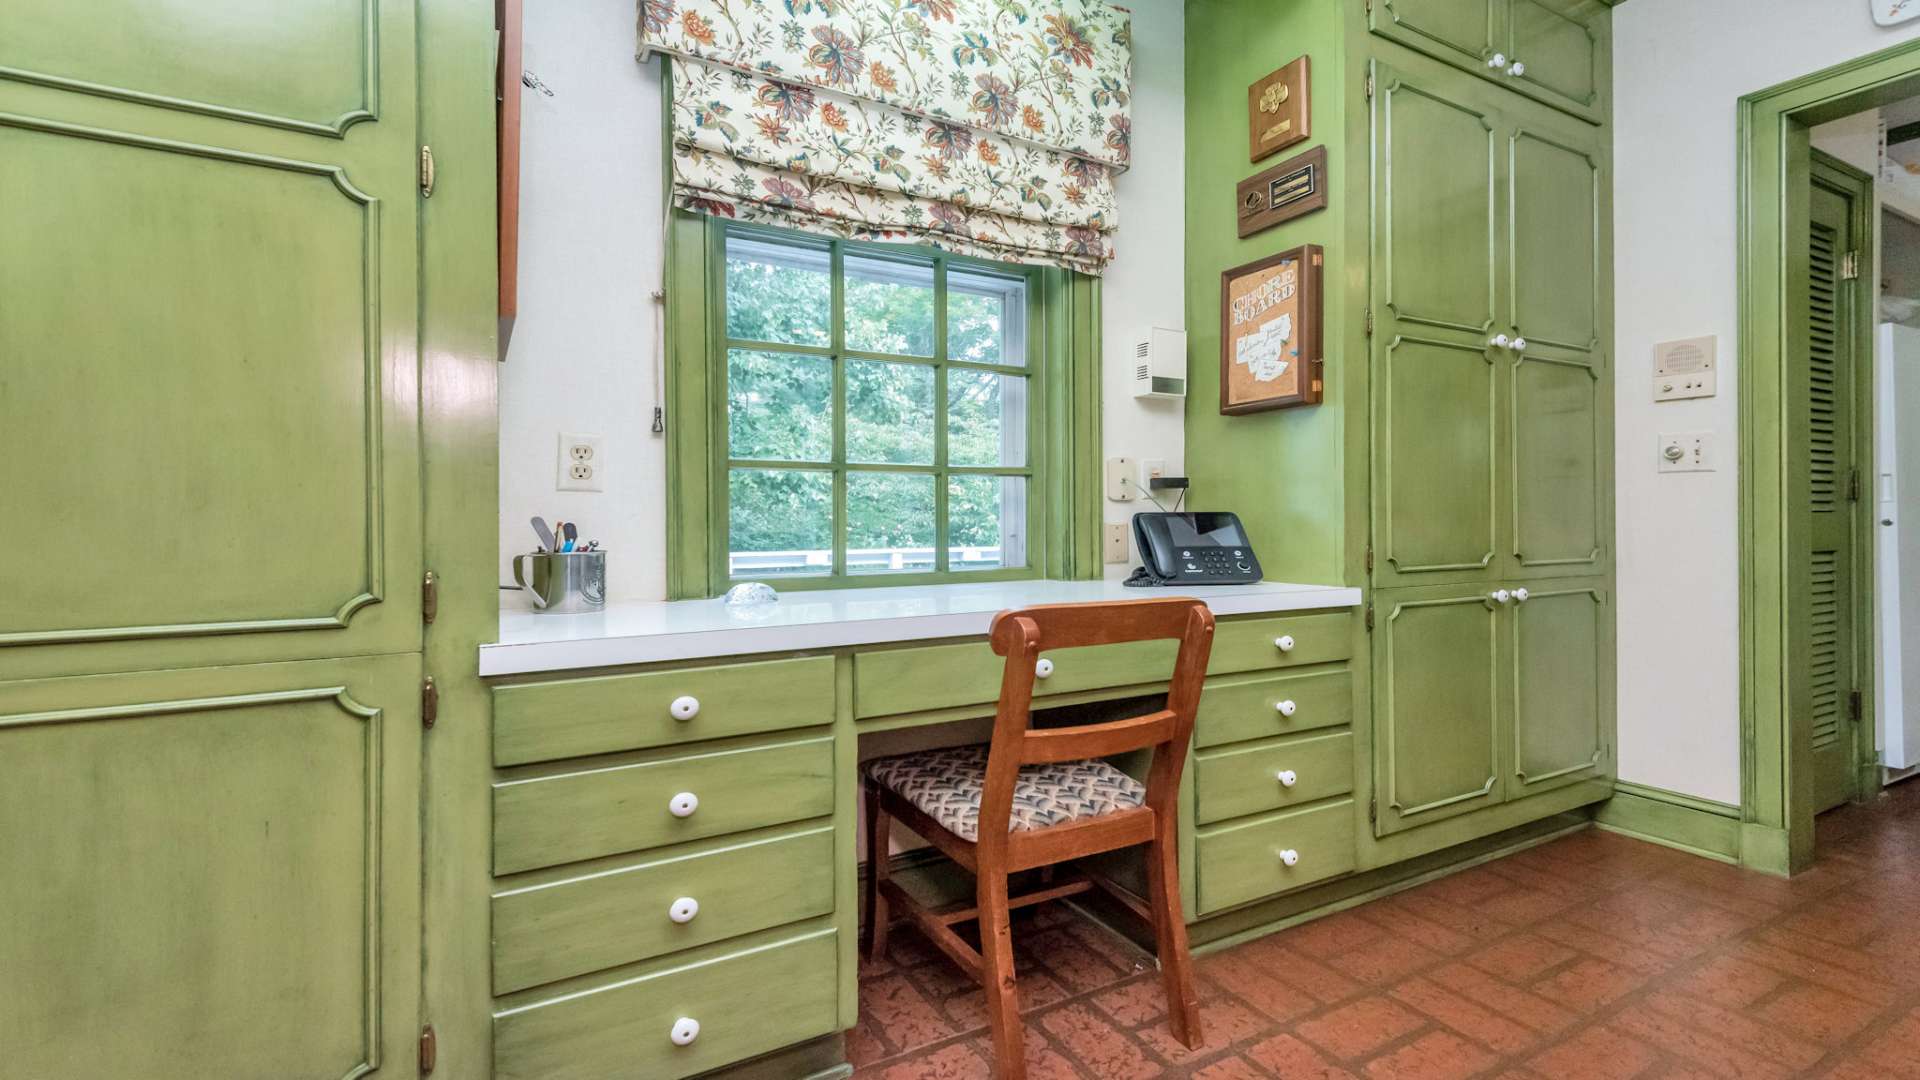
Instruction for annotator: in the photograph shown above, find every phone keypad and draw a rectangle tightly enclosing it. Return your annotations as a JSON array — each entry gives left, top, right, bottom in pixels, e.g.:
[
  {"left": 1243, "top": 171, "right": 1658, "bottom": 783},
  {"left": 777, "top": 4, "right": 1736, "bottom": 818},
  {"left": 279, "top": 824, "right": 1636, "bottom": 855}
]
[{"left": 1179, "top": 548, "right": 1257, "bottom": 579}]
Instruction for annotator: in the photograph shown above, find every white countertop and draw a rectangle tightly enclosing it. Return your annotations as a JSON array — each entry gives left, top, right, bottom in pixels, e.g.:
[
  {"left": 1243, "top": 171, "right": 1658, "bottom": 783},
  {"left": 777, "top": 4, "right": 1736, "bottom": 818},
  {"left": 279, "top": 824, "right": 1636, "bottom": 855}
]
[{"left": 481, "top": 579, "right": 1362, "bottom": 676}]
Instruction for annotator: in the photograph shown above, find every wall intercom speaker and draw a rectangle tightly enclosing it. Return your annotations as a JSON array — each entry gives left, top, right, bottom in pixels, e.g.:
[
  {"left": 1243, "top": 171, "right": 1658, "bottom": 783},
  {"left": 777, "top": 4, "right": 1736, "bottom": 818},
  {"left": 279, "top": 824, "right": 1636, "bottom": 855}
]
[{"left": 1131, "top": 327, "right": 1188, "bottom": 399}]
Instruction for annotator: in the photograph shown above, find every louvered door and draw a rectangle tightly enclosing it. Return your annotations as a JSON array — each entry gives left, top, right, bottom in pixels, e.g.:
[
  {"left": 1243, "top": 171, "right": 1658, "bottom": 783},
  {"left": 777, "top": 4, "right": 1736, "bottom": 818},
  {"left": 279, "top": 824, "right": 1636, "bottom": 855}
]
[{"left": 1801, "top": 153, "right": 1865, "bottom": 814}]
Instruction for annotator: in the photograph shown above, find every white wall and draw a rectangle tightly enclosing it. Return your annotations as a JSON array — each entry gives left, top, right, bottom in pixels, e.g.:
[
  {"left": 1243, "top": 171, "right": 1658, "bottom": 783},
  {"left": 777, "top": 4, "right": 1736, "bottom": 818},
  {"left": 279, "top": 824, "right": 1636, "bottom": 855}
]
[
  {"left": 1613, "top": 1, "right": 1920, "bottom": 804},
  {"left": 500, "top": 0, "right": 1186, "bottom": 599}
]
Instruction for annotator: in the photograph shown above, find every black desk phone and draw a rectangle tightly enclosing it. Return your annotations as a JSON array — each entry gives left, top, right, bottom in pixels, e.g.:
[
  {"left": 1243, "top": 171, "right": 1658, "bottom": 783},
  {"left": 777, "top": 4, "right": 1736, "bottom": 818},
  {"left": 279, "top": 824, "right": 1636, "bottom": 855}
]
[{"left": 1128, "top": 511, "right": 1263, "bottom": 586}]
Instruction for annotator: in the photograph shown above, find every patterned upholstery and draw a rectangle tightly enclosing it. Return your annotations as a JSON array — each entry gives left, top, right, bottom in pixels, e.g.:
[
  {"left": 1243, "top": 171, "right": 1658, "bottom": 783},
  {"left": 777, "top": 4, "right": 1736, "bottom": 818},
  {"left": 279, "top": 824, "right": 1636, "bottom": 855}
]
[{"left": 864, "top": 745, "right": 1146, "bottom": 843}]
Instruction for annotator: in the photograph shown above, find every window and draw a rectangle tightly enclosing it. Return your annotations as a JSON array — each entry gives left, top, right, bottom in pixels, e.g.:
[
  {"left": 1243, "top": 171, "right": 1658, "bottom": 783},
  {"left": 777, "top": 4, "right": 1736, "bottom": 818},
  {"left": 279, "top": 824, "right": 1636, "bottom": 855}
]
[{"left": 718, "top": 228, "right": 1038, "bottom": 584}]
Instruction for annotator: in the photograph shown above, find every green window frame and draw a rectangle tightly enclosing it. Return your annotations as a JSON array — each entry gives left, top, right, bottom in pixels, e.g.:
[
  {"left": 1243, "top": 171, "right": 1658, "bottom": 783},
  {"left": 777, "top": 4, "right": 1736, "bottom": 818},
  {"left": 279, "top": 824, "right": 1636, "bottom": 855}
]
[{"left": 665, "top": 212, "right": 1104, "bottom": 598}]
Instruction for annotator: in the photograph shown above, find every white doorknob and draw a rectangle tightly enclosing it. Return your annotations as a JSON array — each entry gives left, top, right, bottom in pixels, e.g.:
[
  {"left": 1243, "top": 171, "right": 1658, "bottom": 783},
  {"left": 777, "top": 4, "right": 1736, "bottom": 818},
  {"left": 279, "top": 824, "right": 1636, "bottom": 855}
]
[
  {"left": 670, "top": 1017, "right": 701, "bottom": 1046},
  {"left": 1034, "top": 658, "right": 1054, "bottom": 679},
  {"left": 1279, "top": 848, "right": 1301, "bottom": 867},
  {"left": 1489, "top": 333, "right": 1512, "bottom": 349},
  {"left": 668, "top": 896, "right": 700, "bottom": 924},
  {"left": 1507, "top": 60, "right": 1526, "bottom": 77},
  {"left": 668, "top": 791, "right": 700, "bottom": 818},
  {"left": 1277, "top": 769, "right": 1298, "bottom": 788},
  {"left": 1276, "top": 699, "right": 1298, "bottom": 718},
  {"left": 1513, "top": 587, "right": 1530, "bottom": 603},
  {"left": 1486, "top": 52, "right": 1507, "bottom": 68},
  {"left": 1273, "top": 634, "right": 1296, "bottom": 653},
  {"left": 1511, "top": 336, "right": 1528, "bottom": 352},
  {"left": 1491, "top": 589, "right": 1512, "bottom": 605},
  {"left": 670, "top": 695, "right": 701, "bottom": 721}
]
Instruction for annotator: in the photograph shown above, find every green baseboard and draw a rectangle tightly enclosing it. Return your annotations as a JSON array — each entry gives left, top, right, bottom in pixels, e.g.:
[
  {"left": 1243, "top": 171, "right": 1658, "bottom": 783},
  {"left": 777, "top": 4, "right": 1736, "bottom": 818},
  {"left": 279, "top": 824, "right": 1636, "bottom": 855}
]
[{"left": 1593, "top": 782, "right": 1741, "bottom": 865}]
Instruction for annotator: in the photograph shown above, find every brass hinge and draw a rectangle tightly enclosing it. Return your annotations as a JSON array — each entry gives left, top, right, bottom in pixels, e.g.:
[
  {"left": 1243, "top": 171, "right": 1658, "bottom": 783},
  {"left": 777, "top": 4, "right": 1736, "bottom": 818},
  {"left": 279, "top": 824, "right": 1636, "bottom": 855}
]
[
  {"left": 1364, "top": 307, "right": 1374, "bottom": 336},
  {"left": 419, "top": 145, "right": 436, "bottom": 198},
  {"left": 1365, "top": 545, "right": 1374, "bottom": 573},
  {"left": 1364, "top": 604, "right": 1375, "bottom": 632},
  {"left": 422, "top": 675, "right": 439, "bottom": 729},
  {"left": 1365, "top": 74, "right": 1374, "bottom": 101},
  {"left": 1850, "top": 690, "right": 1864, "bottom": 721},
  {"left": 419, "top": 1024, "right": 437, "bottom": 1075},
  {"left": 422, "top": 570, "right": 439, "bottom": 625},
  {"left": 1368, "top": 796, "right": 1377, "bottom": 824},
  {"left": 1841, "top": 250, "right": 1860, "bottom": 280},
  {"left": 1849, "top": 467, "right": 1862, "bottom": 502}
]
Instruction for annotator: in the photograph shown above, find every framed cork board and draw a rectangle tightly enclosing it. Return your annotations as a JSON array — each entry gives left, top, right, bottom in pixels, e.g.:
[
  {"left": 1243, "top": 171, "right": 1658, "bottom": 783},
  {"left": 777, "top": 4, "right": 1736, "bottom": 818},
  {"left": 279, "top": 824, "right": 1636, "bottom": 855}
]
[
  {"left": 1220, "top": 245, "right": 1323, "bottom": 415},
  {"left": 1248, "top": 56, "right": 1310, "bottom": 162}
]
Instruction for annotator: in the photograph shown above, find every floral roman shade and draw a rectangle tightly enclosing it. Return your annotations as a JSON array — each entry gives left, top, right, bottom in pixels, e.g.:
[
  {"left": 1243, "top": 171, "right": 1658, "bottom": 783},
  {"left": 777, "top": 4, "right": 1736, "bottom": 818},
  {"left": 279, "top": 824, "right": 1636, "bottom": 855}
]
[{"left": 639, "top": 0, "right": 1132, "bottom": 274}]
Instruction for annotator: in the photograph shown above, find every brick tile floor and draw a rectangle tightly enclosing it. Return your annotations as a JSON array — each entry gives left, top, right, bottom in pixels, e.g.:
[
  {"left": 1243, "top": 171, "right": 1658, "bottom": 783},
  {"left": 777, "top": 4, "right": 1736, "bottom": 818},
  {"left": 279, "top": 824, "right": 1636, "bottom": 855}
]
[{"left": 851, "top": 780, "right": 1920, "bottom": 1079}]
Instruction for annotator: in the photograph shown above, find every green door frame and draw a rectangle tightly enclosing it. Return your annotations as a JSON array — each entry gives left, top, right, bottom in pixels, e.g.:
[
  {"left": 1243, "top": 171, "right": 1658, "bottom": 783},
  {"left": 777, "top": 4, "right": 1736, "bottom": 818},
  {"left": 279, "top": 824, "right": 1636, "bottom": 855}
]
[{"left": 1736, "top": 37, "right": 1919, "bottom": 875}]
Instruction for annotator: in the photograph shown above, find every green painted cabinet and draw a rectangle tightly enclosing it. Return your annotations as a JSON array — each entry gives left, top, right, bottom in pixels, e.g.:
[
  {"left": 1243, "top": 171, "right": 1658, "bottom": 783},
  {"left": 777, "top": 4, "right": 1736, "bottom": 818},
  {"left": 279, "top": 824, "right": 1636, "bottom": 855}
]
[
  {"left": 1372, "top": 586, "right": 1504, "bottom": 834},
  {"left": 1370, "top": 0, "right": 1606, "bottom": 124},
  {"left": 1511, "top": 582, "right": 1613, "bottom": 799}
]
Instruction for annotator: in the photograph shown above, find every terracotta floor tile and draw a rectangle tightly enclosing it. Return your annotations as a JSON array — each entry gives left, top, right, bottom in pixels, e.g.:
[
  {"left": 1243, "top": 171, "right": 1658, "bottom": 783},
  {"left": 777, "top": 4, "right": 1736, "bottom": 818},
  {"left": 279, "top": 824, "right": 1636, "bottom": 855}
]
[
  {"left": 1322, "top": 933, "right": 1444, "bottom": 986},
  {"left": 1464, "top": 932, "right": 1578, "bottom": 982},
  {"left": 863, "top": 972, "right": 962, "bottom": 1053},
  {"left": 1038, "top": 1002, "right": 1165, "bottom": 1080},
  {"left": 1390, "top": 975, "right": 1540, "bottom": 1055},
  {"left": 1666, "top": 953, "right": 1786, "bottom": 1010},
  {"left": 1524, "top": 1024, "right": 1659, "bottom": 1080},
  {"left": 873, "top": 1041, "right": 993, "bottom": 1080},
  {"left": 1244, "top": 1032, "right": 1362, "bottom": 1080},
  {"left": 1190, "top": 1055, "right": 1272, "bottom": 1080},
  {"left": 1531, "top": 956, "right": 1646, "bottom": 1014},
  {"left": 1361, "top": 1028, "right": 1500, "bottom": 1080},
  {"left": 1753, "top": 981, "right": 1884, "bottom": 1046},
  {"left": 1296, "top": 996, "right": 1428, "bottom": 1061},
  {"left": 1133, "top": 997, "right": 1268, "bottom": 1065}
]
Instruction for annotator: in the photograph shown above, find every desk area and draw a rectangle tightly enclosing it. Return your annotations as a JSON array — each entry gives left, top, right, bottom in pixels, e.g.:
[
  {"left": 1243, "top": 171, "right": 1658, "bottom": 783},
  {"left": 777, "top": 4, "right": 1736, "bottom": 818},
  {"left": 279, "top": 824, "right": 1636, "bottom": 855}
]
[{"left": 480, "top": 580, "right": 1365, "bottom": 1079}]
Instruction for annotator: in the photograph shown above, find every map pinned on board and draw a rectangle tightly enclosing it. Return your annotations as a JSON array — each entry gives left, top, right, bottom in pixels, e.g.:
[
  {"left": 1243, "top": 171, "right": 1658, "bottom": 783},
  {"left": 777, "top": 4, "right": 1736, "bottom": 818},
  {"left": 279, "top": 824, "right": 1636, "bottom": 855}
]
[{"left": 1878, "top": 0, "right": 1920, "bottom": 26}]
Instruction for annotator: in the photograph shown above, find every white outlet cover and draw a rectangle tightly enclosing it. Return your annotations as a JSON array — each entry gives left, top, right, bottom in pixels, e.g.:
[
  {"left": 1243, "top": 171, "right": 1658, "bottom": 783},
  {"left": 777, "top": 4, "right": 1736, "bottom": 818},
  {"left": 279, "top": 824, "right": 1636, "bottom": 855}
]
[{"left": 558, "top": 433, "right": 606, "bottom": 492}]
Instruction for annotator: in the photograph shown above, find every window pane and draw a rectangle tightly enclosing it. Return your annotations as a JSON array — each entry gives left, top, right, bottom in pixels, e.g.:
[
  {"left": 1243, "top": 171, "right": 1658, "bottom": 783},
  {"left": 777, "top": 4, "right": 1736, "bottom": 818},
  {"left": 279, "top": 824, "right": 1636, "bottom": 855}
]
[
  {"left": 949, "top": 475, "right": 1026, "bottom": 571},
  {"left": 948, "top": 268, "right": 1027, "bottom": 367},
  {"left": 726, "top": 236, "right": 831, "bottom": 347},
  {"left": 728, "top": 468, "right": 832, "bottom": 577},
  {"left": 947, "top": 370, "right": 1028, "bottom": 467},
  {"left": 728, "top": 349, "right": 833, "bottom": 462},
  {"left": 845, "top": 254, "right": 934, "bottom": 356},
  {"left": 846, "top": 472, "right": 935, "bottom": 575},
  {"left": 845, "top": 359, "right": 934, "bottom": 465}
]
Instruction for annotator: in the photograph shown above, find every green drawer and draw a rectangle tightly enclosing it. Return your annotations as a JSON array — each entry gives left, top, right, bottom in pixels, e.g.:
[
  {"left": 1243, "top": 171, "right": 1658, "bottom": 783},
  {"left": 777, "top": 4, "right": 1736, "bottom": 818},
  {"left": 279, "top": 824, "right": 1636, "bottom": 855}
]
[
  {"left": 853, "top": 612, "right": 1353, "bottom": 719},
  {"left": 1194, "top": 731, "right": 1354, "bottom": 825},
  {"left": 492, "top": 656, "right": 835, "bottom": 767},
  {"left": 493, "top": 826, "right": 834, "bottom": 994},
  {"left": 494, "top": 929, "right": 840, "bottom": 1080},
  {"left": 1194, "top": 669, "right": 1353, "bottom": 750},
  {"left": 493, "top": 736, "right": 834, "bottom": 874},
  {"left": 1194, "top": 799, "right": 1356, "bottom": 914}
]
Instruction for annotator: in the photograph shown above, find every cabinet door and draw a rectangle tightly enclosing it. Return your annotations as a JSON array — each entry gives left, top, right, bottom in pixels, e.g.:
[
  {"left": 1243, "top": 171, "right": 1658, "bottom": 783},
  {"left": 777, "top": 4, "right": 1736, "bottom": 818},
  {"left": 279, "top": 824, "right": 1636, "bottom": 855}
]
[
  {"left": 1371, "top": 59, "right": 1506, "bottom": 589},
  {"left": 1508, "top": 119, "right": 1608, "bottom": 581},
  {"left": 1506, "top": 0, "right": 1604, "bottom": 124},
  {"left": 1509, "top": 583, "right": 1612, "bottom": 799},
  {"left": 0, "top": 654, "right": 423, "bottom": 1078},
  {"left": 1373, "top": 586, "right": 1505, "bottom": 835},
  {"left": 1370, "top": 0, "right": 1502, "bottom": 75},
  {"left": 0, "top": 0, "right": 423, "bottom": 680}
]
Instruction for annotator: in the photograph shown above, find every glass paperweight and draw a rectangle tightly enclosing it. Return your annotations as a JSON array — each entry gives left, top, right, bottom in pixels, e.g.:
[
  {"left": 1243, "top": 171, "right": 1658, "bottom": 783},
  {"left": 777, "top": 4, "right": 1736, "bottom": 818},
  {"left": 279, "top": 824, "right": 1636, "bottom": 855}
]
[{"left": 723, "top": 581, "right": 779, "bottom": 607}]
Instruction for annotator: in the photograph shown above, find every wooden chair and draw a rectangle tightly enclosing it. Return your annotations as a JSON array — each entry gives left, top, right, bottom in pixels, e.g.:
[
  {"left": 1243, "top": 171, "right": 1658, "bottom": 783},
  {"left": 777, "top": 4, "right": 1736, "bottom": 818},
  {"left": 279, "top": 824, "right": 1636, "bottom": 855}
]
[{"left": 861, "top": 598, "right": 1216, "bottom": 1079}]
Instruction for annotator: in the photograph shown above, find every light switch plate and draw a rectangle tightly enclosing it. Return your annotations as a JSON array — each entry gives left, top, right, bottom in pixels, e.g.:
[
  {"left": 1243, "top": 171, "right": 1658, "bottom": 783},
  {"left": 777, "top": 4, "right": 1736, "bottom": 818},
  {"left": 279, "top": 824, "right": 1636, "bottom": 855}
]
[
  {"left": 1104, "top": 522, "right": 1131, "bottom": 564},
  {"left": 558, "top": 432, "right": 606, "bottom": 491},
  {"left": 1653, "top": 335, "right": 1717, "bottom": 401},
  {"left": 1658, "top": 431, "right": 1715, "bottom": 473}
]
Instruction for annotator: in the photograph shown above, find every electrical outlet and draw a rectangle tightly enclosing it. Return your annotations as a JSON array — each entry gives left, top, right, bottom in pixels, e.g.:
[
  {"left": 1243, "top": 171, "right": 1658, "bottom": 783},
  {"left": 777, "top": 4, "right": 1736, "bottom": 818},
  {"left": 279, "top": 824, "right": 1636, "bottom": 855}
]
[
  {"left": 1657, "top": 431, "right": 1715, "bottom": 473},
  {"left": 558, "top": 433, "right": 606, "bottom": 491},
  {"left": 1104, "top": 522, "right": 1131, "bottom": 564}
]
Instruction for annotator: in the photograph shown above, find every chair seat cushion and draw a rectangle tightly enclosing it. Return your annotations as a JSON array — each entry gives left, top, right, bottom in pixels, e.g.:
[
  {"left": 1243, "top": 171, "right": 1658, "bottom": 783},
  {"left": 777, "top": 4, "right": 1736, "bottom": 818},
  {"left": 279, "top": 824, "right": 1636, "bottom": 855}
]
[{"left": 865, "top": 745, "right": 1147, "bottom": 843}]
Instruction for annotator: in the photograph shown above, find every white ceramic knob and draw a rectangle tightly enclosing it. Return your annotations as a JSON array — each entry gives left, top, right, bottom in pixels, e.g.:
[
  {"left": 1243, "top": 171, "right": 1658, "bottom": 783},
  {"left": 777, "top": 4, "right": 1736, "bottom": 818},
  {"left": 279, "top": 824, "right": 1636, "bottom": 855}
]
[
  {"left": 1491, "top": 589, "right": 1512, "bottom": 605},
  {"left": 670, "top": 695, "right": 700, "bottom": 721},
  {"left": 1279, "top": 848, "right": 1301, "bottom": 867},
  {"left": 1274, "top": 634, "right": 1296, "bottom": 653},
  {"left": 1513, "top": 587, "right": 1530, "bottom": 603},
  {"left": 668, "top": 896, "right": 700, "bottom": 924},
  {"left": 1035, "top": 658, "right": 1054, "bottom": 679},
  {"left": 1276, "top": 699, "right": 1298, "bottom": 718},
  {"left": 1507, "top": 60, "right": 1526, "bottom": 77},
  {"left": 1511, "top": 336, "right": 1528, "bottom": 352},
  {"left": 1489, "top": 333, "right": 1512, "bottom": 348},
  {"left": 670, "top": 1017, "right": 701, "bottom": 1046},
  {"left": 668, "top": 791, "right": 699, "bottom": 818},
  {"left": 1486, "top": 52, "right": 1507, "bottom": 68},
  {"left": 1277, "top": 769, "right": 1298, "bottom": 788}
]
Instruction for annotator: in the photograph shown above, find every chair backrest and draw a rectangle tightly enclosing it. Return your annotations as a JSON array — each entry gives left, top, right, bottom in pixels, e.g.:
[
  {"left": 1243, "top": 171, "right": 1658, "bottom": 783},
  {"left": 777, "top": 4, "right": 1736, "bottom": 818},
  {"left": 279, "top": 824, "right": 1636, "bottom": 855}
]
[{"left": 975, "top": 598, "right": 1216, "bottom": 847}]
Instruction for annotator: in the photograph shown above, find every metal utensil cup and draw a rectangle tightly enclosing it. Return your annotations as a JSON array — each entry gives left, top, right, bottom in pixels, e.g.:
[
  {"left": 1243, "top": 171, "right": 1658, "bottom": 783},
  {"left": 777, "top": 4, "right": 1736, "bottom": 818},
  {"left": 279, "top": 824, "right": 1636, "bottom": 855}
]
[{"left": 512, "top": 550, "right": 606, "bottom": 613}]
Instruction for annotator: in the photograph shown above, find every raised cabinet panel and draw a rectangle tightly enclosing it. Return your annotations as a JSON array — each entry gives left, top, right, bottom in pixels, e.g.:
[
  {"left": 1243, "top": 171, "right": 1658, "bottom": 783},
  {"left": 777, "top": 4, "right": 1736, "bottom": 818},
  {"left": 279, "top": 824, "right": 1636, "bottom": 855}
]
[
  {"left": 1509, "top": 128, "right": 1600, "bottom": 352},
  {"left": 1507, "top": 0, "right": 1603, "bottom": 123},
  {"left": 1375, "top": 63, "right": 1498, "bottom": 337},
  {"left": 1373, "top": 588, "right": 1505, "bottom": 835},
  {"left": 1511, "top": 355, "right": 1603, "bottom": 575},
  {"left": 1374, "top": 336, "right": 1500, "bottom": 586},
  {"left": 1370, "top": 0, "right": 1500, "bottom": 75},
  {"left": 0, "top": 655, "right": 422, "bottom": 1079},
  {"left": 0, "top": 0, "right": 376, "bottom": 134},
  {"left": 1510, "top": 585, "right": 1611, "bottom": 797}
]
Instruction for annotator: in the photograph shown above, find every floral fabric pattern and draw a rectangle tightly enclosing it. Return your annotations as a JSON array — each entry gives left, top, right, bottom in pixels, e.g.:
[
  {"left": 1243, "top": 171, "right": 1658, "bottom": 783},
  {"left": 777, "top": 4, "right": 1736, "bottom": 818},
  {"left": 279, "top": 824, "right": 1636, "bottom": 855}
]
[{"left": 864, "top": 744, "right": 1146, "bottom": 842}]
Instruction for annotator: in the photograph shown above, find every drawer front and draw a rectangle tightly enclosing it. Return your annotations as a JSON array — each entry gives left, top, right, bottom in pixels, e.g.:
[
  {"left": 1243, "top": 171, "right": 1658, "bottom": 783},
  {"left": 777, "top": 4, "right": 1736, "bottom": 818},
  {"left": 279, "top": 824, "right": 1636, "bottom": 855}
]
[
  {"left": 493, "top": 737, "right": 834, "bottom": 874},
  {"left": 1194, "top": 731, "right": 1355, "bottom": 825},
  {"left": 494, "top": 929, "right": 839, "bottom": 1080},
  {"left": 1195, "top": 800, "right": 1356, "bottom": 914},
  {"left": 853, "top": 611, "right": 1353, "bottom": 719},
  {"left": 1195, "top": 669, "right": 1353, "bottom": 750},
  {"left": 493, "top": 826, "right": 834, "bottom": 994},
  {"left": 493, "top": 656, "right": 835, "bottom": 767}
]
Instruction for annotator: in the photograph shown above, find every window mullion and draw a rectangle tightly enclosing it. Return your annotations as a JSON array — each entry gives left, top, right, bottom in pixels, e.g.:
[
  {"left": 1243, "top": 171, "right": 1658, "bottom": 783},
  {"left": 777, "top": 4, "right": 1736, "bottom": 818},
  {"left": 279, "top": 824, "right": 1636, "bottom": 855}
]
[
  {"left": 933, "top": 255, "right": 949, "bottom": 573},
  {"left": 831, "top": 240, "right": 847, "bottom": 579}
]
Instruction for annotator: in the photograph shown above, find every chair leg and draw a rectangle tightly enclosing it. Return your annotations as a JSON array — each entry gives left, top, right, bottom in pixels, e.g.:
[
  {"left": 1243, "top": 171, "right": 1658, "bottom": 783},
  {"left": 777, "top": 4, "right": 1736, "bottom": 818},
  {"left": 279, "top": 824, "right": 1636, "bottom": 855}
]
[
  {"left": 863, "top": 781, "right": 890, "bottom": 960},
  {"left": 1146, "top": 830, "right": 1203, "bottom": 1049},
  {"left": 977, "top": 870, "right": 1027, "bottom": 1080}
]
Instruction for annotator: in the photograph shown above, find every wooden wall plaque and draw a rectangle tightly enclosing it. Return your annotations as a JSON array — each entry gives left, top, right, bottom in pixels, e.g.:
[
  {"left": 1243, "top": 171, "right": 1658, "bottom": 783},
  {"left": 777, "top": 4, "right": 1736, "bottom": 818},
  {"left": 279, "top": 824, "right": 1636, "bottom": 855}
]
[
  {"left": 1248, "top": 56, "right": 1310, "bottom": 162},
  {"left": 1220, "top": 245, "right": 1324, "bottom": 415},
  {"left": 1236, "top": 145, "right": 1328, "bottom": 238}
]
